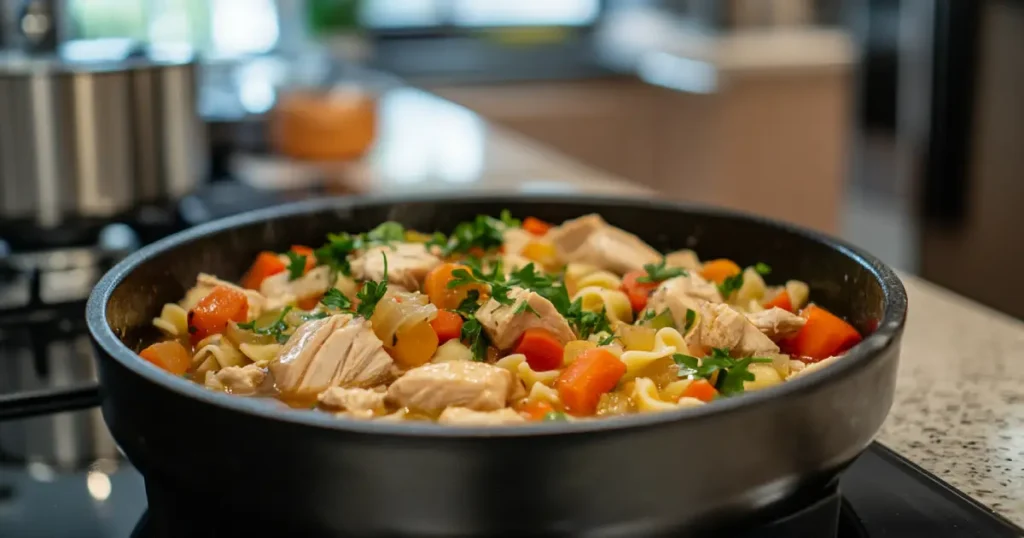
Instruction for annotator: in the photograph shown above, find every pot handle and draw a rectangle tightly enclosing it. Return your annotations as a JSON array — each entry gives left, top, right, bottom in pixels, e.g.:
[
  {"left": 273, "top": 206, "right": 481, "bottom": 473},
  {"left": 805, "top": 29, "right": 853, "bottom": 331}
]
[{"left": 0, "top": 382, "right": 102, "bottom": 421}]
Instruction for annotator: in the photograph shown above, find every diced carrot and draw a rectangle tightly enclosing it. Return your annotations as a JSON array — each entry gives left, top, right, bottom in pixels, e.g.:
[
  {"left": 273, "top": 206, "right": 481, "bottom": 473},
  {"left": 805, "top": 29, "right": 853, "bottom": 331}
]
[
  {"left": 430, "top": 310, "right": 464, "bottom": 344},
  {"left": 555, "top": 348, "right": 626, "bottom": 416},
  {"left": 621, "top": 270, "right": 658, "bottom": 312},
  {"left": 680, "top": 379, "right": 717, "bottom": 402},
  {"left": 522, "top": 217, "right": 552, "bottom": 236},
  {"left": 518, "top": 400, "right": 555, "bottom": 421},
  {"left": 787, "top": 304, "right": 862, "bottom": 361},
  {"left": 515, "top": 328, "right": 566, "bottom": 371},
  {"left": 764, "top": 290, "right": 793, "bottom": 312},
  {"left": 390, "top": 320, "right": 439, "bottom": 368},
  {"left": 701, "top": 259, "right": 742, "bottom": 285},
  {"left": 188, "top": 286, "right": 249, "bottom": 344},
  {"left": 424, "top": 262, "right": 487, "bottom": 310},
  {"left": 241, "top": 252, "right": 286, "bottom": 290},
  {"left": 139, "top": 341, "right": 192, "bottom": 376},
  {"left": 290, "top": 245, "right": 317, "bottom": 273}
]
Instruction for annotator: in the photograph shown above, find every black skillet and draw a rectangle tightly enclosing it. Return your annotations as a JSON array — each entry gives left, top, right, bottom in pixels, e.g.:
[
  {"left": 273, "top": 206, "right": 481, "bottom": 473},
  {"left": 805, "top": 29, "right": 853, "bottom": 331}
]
[{"left": 86, "top": 194, "right": 906, "bottom": 537}]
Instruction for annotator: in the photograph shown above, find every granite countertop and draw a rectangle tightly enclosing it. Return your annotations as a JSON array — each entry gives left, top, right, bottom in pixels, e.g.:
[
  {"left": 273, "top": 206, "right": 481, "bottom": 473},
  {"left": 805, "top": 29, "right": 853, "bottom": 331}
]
[{"left": 878, "top": 276, "right": 1024, "bottom": 524}]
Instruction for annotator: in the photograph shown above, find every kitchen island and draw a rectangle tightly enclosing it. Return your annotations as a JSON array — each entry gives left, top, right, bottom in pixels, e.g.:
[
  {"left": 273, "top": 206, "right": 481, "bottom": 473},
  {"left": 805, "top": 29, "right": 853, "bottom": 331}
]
[{"left": 339, "top": 87, "right": 1024, "bottom": 525}]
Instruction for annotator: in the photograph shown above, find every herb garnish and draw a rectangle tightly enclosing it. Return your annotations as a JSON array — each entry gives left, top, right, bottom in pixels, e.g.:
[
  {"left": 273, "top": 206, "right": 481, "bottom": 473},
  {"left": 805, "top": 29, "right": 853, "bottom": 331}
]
[
  {"left": 354, "top": 253, "right": 389, "bottom": 319},
  {"left": 597, "top": 333, "right": 619, "bottom": 346},
  {"left": 684, "top": 308, "right": 696, "bottom": 332},
  {"left": 313, "top": 221, "right": 406, "bottom": 277},
  {"left": 754, "top": 262, "right": 772, "bottom": 275},
  {"left": 435, "top": 211, "right": 519, "bottom": 257},
  {"left": 672, "top": 348, "right": 773, "bottom": 396},
  {"left": 543, "top": 411, "right": 568, "bottom": 421},
  {"left": 285, "top": 251, "right": 307, "bottom": 281},
  {"left": 460, "top": 318, "right": 490, "bottom": 361},
  {"left": 564, "top": 300, "right": 613, "bottom": 340},
  {"left": 717, "top": 273, "right": 744, "bottom": 299},
  {"left": 320, "top": 288, "right": 352, "bottom": 311},
  {"left": 637, "top": 258, "right": 688, "bottom": 283},
  {"left": 237, "top": 306, "right": 294, "bottom": 344}
]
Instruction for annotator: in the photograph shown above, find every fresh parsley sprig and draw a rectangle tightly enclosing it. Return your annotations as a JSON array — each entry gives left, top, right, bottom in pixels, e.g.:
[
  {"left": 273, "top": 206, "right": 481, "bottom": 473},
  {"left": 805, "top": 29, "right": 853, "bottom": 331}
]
[
  {"left": 354, "top": 253, "right": 389, "bottom": 319},
  {"left": 314, "top": 221, "right": 406, "bottom": 277},
  {"left": 436, "top": 210, "right": 520, "bottom": 257},
  {"left": 637, "top": 258, "right": 688, "bottom": 283},
  {"left": 717, "top": 262, "right": 772, "bottom": 298},
  {"left": 320, "top": 288, "right": 352, "bottom": 311},
  {"left": 285, "top": 251, "right": 307, "bottom": 281},
  {"left": 672, "top": 348, "right": 773, "bottom": 396},
  {"left": 237, "top": 306, "right": 294, "bottom": 344}
]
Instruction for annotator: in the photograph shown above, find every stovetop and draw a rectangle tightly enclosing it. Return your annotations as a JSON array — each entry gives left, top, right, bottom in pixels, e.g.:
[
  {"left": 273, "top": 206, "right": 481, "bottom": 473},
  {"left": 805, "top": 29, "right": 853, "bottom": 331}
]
[
  {"left": 1, "top": 183, "right": 1023, "bottom": 537},
  {"left": 1, "top": 426, "right": 1020, "bottom": 538}
]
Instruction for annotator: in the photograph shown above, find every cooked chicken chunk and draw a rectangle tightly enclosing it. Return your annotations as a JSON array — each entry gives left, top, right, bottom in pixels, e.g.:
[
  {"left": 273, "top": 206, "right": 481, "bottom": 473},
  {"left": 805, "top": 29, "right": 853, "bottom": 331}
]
[
  {"left": 350, "top": 243, "right": 441, "bottom": 291},
  {"left": 269, "top": 314, "right": 393, "bottom": 397},
  {"left": 438, "top": 407, "right": 526, "bottom": 426},
  {"left": 318, "top": 387, "right": 387, "bottom": 417},
  {"left": 260, "top": 265, "right": 333, "bottom": 311},
  {"left": 788, "top": 356, "right": 840, "bottom": 379},
  {"left": 386, "top": 361, "right": 514, "bottom": 414},
  {"left": 647, "top": 273, "right": 722, "bottom": 330},
  {"left": 546, "top": 214, "right": 660, "bottom": 274},
  {"left": 746, "top": 307, "right": 807, "bottom": 341},
  {"left": 695, "top": 303, "right": 780, "bottom": 357},
  {"left": 204, "top": 364, "right": 266, "bottom": 394},
  {"left": 664, "top": 249, "right": 701, "bottom": 271},
  {"left": 182, "top": 273, "right": 265, "bottom": 319},
  {"left": 474, "top": 286, "right": 575, "bottom": 350}
]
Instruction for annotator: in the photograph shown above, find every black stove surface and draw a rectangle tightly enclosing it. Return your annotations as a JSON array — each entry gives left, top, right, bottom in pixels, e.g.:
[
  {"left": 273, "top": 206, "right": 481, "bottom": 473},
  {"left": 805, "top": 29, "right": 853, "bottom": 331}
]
[{"left": 0, "top": 419, "right": 1020, "bottom": 538}]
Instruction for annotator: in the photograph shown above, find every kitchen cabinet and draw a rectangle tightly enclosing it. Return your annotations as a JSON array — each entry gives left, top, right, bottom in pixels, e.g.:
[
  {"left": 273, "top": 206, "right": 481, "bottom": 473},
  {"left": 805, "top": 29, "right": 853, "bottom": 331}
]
[{"left": 428, "top": 66, "right": 851, "bottom": 234}]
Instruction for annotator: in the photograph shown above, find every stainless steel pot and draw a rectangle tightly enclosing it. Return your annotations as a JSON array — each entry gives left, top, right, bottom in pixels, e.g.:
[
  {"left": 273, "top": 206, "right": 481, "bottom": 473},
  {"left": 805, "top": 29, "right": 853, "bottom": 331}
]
[{"left": 0, "top": 51, "right": 207, "bottom": 227}]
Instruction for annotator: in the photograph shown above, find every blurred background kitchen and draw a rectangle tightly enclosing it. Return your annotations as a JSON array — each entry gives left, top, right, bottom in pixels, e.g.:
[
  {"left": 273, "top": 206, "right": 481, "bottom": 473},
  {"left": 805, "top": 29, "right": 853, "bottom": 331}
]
[{"left": 0, "top": 0, "right": 1021, "bottom": 534}]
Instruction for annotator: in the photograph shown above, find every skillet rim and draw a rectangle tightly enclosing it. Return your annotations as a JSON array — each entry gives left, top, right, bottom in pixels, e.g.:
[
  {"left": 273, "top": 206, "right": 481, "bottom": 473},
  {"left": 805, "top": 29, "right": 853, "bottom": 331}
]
[{"left": 86, "top": 192, "right": 907, "bottom": 438}]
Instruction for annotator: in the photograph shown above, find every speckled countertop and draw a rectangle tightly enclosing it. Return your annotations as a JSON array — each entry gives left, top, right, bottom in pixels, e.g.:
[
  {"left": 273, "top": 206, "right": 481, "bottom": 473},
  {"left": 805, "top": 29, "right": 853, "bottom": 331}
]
[{"left": 878, "top": 275, "right": 1024, "bottom": 525}]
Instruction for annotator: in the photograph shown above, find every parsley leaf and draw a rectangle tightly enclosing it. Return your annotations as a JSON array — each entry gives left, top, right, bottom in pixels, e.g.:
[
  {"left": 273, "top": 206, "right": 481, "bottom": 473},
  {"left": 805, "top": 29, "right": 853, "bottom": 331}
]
[
  {"left": 718, "top": 272, "right": 744, "bottom": 298},
  {"left": 354, "top": 253, "right": 388, "bottom": 319},
  {"left": 314, "top": 232, "right": 358, "bottom": 276},
  {"left": 460, "top": 317, "right": 490, "bottom": 361},
  {"left": 543, "top": 411, "right": 568, "bottom": 421},
  {"left": 320, "top": 288, "right": 352, "bottom": 311},
  {"left": 597, "top": 333, "right": 619, "bottom": 346},
  {"left": 285, "top": 251, "right": 307, "bottom": 281},
  {"left": 237, "top": 306, "right": 294, "bottom": 344},
  {"left": 640, "top": 309, "right": 657, "bottom": 322},
  {"left": 513, "top": 300, "right": 540, "bottom": 317},
  {"left": 454, "top": 289, "right": 483, "bottom": 318},
  {"left": 636, "top": 258, "right": 687, "bottom": 283},
  {"left": 563, "top": 299, "right": 613, "bottom": 340},
  {"left": 440, "top": 212, "right": 518, "bottom": 257},
  {"left": 298, "top": 311, "right": 330, "bottom": 322},
  {"left": 684, "top": 308, "right": 696, "bottom": 332},
  {"left": 754, "top": 262, "right": 772, "bottom": 275},
  {"left": 366, "top": 221, "right": 405, "bottom": 244},
  {"left": 672, "top": 348, "right": 773, "bottom": 396}
]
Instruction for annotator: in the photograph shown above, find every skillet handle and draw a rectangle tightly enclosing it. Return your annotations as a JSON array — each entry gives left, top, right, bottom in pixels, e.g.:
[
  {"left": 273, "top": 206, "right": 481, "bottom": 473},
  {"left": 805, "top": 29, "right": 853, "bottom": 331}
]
[{"left": 0, "top": 383, "right": 102, "bottom": 421}]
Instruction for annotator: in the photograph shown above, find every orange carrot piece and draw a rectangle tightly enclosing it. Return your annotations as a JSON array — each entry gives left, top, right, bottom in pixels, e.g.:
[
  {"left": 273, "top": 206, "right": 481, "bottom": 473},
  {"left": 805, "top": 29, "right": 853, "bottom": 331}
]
[
  {"left": 241, "top": 252, "right": 287, "bottom": 290},
  {"left": 188, "top": 286, "right": 249, "bottom": 344},
  {"left": 555, "top": 348, "right": 627, "bottom": 416},
  {"left": 621, "top": 270, "right": 658, "bottom": 312},
  {"left": 701, "top": 259, "right": 742, "bottom": 285},
  {"left": 764, "top": 290, "right": 793, "bottom": 312},
  {"left": 522, "top": 217, "right": 552, "bottom": 236},
  {"left": 290, "top": 245, "right": 317, "bottom": 273},
  {"left": 515, "top": 328, "right": 566, "bottom": 371},
  {"left": 680, "top": 379, "right": 718, "bottom": 402},
  {"left": 788, "top": 304, "right": 862, "bottom": 361},
  {"left": 297, "top": 294, "right": 323, "bottom": 311},
  {"left": 518, "top": 400, "right": 555, "bottom": 421},
  {"left": 139, "top": 341, "right": 192, "bottom": 376},
  {"left": 424, "top": 262, "right": 486, "bottom": 310},
  {"left": 430, "top": 310, "right": 465, "bottom": 344}
]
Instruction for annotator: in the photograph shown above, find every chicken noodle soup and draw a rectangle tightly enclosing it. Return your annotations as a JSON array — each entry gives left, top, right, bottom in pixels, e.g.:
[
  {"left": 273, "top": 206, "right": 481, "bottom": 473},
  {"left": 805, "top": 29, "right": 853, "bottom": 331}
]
[{"left": 141, "top": 213, "right": 863, "bottom": 424}]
